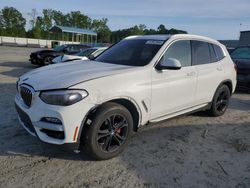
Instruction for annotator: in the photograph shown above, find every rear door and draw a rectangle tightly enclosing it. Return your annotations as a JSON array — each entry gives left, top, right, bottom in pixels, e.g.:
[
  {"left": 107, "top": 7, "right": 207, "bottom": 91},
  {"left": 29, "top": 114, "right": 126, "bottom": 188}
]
[{"left": 192, "top": 41, "right": 224, "bottom": 105}]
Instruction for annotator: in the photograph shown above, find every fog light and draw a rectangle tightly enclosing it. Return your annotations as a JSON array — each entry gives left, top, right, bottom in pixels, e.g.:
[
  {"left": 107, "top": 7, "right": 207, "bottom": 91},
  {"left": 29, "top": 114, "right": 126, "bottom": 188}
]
[{"left": 41, "top": 117, "right": 62, "bottom": 124}]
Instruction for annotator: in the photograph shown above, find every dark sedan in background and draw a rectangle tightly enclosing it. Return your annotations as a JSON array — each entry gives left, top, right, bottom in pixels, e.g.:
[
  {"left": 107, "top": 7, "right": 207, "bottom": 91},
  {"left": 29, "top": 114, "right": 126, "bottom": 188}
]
[
  {"left": 230, "top": 46, "right": 250, "bottom": 90},
  {"left": 29, "top": 44, "right": 89, "bottom": 66}
]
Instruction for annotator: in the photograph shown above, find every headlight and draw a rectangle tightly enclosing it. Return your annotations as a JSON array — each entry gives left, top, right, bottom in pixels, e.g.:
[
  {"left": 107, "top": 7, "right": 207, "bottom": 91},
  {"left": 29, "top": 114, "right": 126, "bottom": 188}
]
[{"left": 39, "top": 89, "right": 88, "bottom": 106}]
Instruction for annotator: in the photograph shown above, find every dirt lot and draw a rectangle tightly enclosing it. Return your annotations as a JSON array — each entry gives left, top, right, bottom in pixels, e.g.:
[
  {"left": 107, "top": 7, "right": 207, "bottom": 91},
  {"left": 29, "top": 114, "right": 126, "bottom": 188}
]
[{"left": 0, "top": 46, "right": 250, "bottom": 188}]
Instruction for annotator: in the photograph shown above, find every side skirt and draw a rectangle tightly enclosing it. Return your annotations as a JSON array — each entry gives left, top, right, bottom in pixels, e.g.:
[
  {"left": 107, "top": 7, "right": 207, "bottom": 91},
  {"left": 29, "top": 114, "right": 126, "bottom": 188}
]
[{"left": 149, "top": 103, "right": 211, "bottom": 123}]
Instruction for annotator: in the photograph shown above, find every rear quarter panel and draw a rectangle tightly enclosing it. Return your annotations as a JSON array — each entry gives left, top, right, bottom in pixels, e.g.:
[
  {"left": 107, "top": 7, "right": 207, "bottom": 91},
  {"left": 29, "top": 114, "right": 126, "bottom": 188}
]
[{"left": 221, "top": 46, "right": 237, "bottom": 93}]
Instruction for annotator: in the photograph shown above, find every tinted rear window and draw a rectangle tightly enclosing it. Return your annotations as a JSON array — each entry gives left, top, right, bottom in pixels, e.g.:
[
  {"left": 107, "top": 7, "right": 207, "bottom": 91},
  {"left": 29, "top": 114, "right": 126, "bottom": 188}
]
[
  {"left": 213, "top": 44, "right": 225, "bottom": 61},
  {"left": 209, "top": 44, "right": 217, "bottom": 62},
  {"left": 192, "top": 41, "right": 211, "bottom": 65},
  {"left": 231, "top": 47, "right": 250, "bottom": 60}
]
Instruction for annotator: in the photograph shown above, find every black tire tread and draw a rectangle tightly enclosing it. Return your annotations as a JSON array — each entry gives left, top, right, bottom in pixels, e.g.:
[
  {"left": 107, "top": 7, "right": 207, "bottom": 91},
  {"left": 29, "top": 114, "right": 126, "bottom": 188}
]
[
  {"left": 82, "top": 102, "right": 133, "bottom": 160},
  {"left": 210, "top": 84, "right": 230, "bottom": 117}
]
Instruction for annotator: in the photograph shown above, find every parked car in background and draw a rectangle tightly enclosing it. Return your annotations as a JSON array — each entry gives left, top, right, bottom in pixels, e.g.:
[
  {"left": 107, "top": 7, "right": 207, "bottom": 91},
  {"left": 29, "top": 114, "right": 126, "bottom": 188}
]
[
  {"left": 51, "top": 47, "right": 108, "bottom": 64},
  {"left": 230, "top": 46, "right": 250, "bottom": 90},
  {"left": 29, "top": 44, "right": 89, "bottom": 66},
  {"left": 16, "top": 34, "right": 236, "bottom": 160},
  {"left": 226, "top": 47, "right": 235, "bottom": 54}
]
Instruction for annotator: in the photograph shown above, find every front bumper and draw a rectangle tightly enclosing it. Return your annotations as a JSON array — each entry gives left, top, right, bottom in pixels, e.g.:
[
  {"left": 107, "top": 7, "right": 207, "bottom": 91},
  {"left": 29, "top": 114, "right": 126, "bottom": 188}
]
[
  {"left": 15, "top": 93, "right": 94, "bottom": 146},
  {"left": 29, "top": 54, "right": 43, "bottom": 65}
]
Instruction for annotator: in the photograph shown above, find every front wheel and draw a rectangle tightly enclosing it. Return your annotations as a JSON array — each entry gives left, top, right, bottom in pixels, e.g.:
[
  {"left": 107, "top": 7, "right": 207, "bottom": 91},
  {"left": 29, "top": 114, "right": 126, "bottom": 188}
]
[
  {"left": 82, "top": 102, "right": 133, "bottom": 160},
  {"left": 210, "top": 85, "right": 231, "bottom": 117},
  {"left": 43, "top": 56, "right": 53, "bottom": 65}
]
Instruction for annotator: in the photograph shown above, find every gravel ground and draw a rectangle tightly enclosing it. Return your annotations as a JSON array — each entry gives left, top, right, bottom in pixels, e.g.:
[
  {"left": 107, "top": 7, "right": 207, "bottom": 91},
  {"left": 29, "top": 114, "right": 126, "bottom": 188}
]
[{"left": 0, "top": 46, "right": 250, "bottom": 188}]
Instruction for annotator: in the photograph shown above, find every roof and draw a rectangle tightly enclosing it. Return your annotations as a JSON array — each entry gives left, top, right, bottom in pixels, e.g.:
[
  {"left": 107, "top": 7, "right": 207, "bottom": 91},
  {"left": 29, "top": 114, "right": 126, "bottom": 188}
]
[
  {"left": 240, "top": 30, "right": 250, "bottom": 33},
  {"left": 125, "top": 34, "right": 220, "bottom": 44},
  {"left": 50, "top": 25, "right": 97, "bottom": 36},
  {"left": 125, "top": 35, "right": 171, "bottom": 41}
]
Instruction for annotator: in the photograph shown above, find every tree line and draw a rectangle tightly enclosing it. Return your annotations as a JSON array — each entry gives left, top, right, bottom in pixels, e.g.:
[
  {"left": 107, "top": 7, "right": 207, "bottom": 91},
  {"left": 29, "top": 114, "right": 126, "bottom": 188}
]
[{"left": 0, "top": 6, "right": 187, "bottom": 43}]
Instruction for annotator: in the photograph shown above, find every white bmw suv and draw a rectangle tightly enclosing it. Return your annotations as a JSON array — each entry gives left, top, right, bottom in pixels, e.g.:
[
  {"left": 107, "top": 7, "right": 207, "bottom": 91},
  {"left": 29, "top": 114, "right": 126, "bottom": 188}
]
[{"left": 15, "top": 34, "right": 236, "bottom": 160}]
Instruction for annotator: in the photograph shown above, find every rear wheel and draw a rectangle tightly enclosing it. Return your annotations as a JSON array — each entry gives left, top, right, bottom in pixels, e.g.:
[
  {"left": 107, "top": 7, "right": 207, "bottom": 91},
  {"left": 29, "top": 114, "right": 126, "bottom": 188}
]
[
  {"left": 210, "top": 85, "right": 230, "bottom": 116},
  {"left": 82, "top": 102, "right": 133, "bottom": 160}
]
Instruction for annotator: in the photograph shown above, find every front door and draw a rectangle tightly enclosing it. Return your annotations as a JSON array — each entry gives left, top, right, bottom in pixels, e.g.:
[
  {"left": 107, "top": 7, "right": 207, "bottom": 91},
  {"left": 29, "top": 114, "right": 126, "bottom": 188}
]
[{"left": 151, "top": 40, "right": 197, "bottom": 119}]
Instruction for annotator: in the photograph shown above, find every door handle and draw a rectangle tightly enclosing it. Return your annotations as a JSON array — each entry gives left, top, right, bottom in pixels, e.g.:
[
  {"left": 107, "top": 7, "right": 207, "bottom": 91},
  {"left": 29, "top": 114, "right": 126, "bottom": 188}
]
[
  {"left": 187, "top": 72, "right": 196, "bottom": 77},
  {"left": 217, "top": 67, "right": 223, "bottom": 71}
]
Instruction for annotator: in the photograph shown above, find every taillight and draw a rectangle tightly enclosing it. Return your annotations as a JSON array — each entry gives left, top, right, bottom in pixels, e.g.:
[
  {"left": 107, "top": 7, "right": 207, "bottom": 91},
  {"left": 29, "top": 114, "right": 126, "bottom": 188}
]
[{"left": 234, "top": 63, "right": 237, "bottom": 72}]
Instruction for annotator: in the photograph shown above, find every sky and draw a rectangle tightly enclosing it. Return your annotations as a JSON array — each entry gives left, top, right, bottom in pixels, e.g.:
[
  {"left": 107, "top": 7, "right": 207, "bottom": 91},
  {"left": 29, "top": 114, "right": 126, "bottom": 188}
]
[{"left": 1, "top": 0, "right": 250, "bottom": 40}]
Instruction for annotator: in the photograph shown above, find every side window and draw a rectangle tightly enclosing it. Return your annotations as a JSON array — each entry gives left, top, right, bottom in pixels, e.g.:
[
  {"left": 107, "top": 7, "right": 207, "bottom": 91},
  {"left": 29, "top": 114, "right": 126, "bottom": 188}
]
[
  {"left": 73, "top": 45, "right": 79, "bottom": 51},
  {"left": 213, "top": 44, "right": 225, "bottom": 61},
  {"left": 162, "top": 40, "right": 191, "bottom": 67},
  {"left": 231, "top": 47, "right": 250, "bottom": 59},
  {"left": 192, "top": 41, "right": 210, "bottom": 65},
  {"left": 209, "top": 44, "right": 217, "bottom": 62},
  {"left": 79, "top": 46, "right": 86, "bottom": 51},
  {"left": 67, "top": 45, "right": 75, "bottom": 52}
]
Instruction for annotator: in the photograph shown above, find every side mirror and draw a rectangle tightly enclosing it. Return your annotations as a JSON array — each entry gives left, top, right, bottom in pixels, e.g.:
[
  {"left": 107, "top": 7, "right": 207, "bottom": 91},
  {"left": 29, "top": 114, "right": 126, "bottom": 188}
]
[{"left": 156, "top": 58, "right": 182, "bottom": 70}]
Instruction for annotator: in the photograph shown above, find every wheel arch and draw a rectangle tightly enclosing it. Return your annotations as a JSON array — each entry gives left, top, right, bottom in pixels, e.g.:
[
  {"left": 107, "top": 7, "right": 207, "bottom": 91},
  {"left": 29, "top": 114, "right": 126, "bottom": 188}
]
[
  {"left": 218, "top": 79, "right": 233, "bottom": 95},
  {"left": 211, "top": 79, "right": 233, "bottom": 104},
  {"left": 77, "top": 97, "right": 142, "bottom": 145}
]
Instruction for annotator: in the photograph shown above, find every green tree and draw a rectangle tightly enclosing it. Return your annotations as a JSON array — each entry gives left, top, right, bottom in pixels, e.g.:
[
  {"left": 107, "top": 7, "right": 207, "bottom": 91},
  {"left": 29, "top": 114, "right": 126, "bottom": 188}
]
[
  {"left": 111, "top": 24, "right": 187, "bottom": 43},
  {"left": 33, "top": 16, "right": 42, "bottom": 38},
  {"left": 91, "top": 18, "right": 111, "bottom": 43},
  {"left": 27, "top": 8, "right": 38, "bottom": 29},
  {"left": 40, "top": 9, "right": 53, "bottom": 39},
  {"left": 110, "top": 24, "right": 146, "bottom": 42},
  {"left": 0, "top": 6, "right": 26, "bottom": 37},
  {"left": 52, "top": 10, "right": 68, "bottom": 26},
  {"left": 168, "top": 28, "right": 187, "bottom": 34},
  {"left": 41, "top": 9, "right": 53, "bottom": 31},
  {"left": 68, "top": 11, "right": 91, "bottom": 28},
  {"left": 157, "top": 24, "right": 168, "bottom": 34}
]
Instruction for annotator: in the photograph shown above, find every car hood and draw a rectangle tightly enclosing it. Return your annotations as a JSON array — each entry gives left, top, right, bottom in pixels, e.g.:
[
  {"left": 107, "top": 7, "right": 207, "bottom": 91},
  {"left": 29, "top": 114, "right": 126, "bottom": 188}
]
[
  {"left": 52, "top": 55, "right": 87, "bottom": 63},
  {"left": 19, "top": 61, "right": 134, "bottom": 91}
]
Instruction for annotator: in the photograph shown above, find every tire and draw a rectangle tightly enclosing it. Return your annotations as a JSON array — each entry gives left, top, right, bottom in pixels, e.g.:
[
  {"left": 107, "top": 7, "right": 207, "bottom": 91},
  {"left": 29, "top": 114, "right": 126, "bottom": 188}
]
[
  {"left": 210, "top": 85, "right": 231, "bottom": 117},
  {"left": 82, "top": 102, "right": 133, "bottom": 160},
  {"left": 43, "top": 56, "right": 53, "bottom": 65}
]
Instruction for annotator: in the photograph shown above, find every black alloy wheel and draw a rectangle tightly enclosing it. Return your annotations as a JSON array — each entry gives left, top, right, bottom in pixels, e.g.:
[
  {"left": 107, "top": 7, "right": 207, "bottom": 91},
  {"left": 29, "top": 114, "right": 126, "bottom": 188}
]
[
  {"left": 82, "top": 102, "right": 133, "bottom": 160},
  {"left": 210, "top": 85, "right": 230, "bottom": 116},
  {"left": 215, "top": 90, "right": 230, "bottom": 113},
  {"left": 97, "top": 114, "right": 128, "bottom": 153}
]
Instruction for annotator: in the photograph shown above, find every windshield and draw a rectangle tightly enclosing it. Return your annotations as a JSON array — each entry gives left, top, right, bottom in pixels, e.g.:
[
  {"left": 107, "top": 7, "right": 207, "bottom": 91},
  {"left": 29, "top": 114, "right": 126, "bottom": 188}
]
[
  {"left": 54, "top": 45, "right": 66, "bottom": 52},
  {"left": 77, "top": 48, "right": 96, "bottom": 57},
  {"left": 95, "top": 39, "right": 165, "bottom": 66},
  {"left": 231, "top": 47, "right": 250, "bottom": 60}
]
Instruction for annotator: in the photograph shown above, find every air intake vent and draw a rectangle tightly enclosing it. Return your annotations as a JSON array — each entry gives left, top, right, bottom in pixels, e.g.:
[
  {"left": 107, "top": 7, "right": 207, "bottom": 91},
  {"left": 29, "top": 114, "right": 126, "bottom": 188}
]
[{"left": 20, "top": 86, "right": 33, "bottom": 107}]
